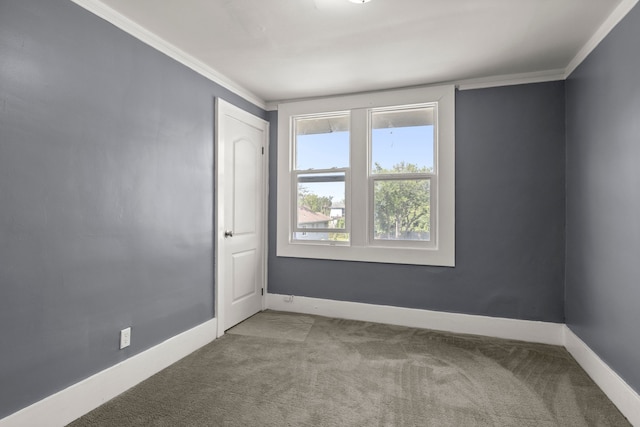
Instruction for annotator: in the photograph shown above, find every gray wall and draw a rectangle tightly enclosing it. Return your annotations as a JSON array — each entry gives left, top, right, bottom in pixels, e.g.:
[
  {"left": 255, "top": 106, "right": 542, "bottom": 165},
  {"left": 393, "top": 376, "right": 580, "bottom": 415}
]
[
  {"left": 0, "top": 0, "right": 265, "bottom": 418},
  {"left": 10, "top": 0, "right": 635, "bottom": 417},
  {"left": 269, "top": 82, "right": 566, "bottom": 323},
  {"left": 565, "top": 3, "right": 640, "bottom": 394}
]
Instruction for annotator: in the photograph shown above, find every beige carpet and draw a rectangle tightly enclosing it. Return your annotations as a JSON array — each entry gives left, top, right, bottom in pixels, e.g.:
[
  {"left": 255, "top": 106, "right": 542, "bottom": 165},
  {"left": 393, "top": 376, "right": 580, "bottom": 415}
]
[
  {"left": 69, "top": 311, "right": 629, "bottom": 426},
  {"left": 227, "top": 311, "right": 314, "bottom": 342}
]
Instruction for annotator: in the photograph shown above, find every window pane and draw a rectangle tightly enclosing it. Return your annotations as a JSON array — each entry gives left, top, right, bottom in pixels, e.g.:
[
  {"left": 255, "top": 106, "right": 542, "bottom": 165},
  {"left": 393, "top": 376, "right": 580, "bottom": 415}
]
[
  {"left": 373, "top": 179, "right": 430, "bottom": 241},
  {"left": 295, "top": 114, "right": 349, "bottom": 170},
  {"left": 297, "top": 172, "right": 346, "bottom": 231},
  {"left": 371, "top": 107, "right": 434, "bottom": 174}
]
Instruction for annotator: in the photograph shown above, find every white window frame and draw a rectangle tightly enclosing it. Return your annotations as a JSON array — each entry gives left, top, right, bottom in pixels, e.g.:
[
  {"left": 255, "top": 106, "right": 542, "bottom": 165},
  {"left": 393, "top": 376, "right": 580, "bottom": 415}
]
[{"left": 276, "top": 85, "right": 455, "bottom": 266}]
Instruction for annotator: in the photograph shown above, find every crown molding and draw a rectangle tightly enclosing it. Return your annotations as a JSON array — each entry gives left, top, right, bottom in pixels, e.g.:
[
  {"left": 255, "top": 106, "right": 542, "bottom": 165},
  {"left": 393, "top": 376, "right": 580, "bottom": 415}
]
[
  {"left": 455, "top": 69, "right": 566, "bottom": 91},
  {"left": 269, "top": 70, "right": 567, "bottom": 108},
  {"left": 565, "top": 0, "right": 639, "bottom": 78},
  {"left": 70, "top": 0, "right": 267, "bottom": 110},
  {"left": 71, "top": 0, "right": 637, "bottom": 108},
  {"left": 267, "top": 70, "right": 566, "bottom": 108}
]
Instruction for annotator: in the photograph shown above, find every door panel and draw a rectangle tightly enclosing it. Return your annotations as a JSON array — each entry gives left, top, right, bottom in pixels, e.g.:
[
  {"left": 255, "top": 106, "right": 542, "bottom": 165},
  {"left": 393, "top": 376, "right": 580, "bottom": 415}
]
[
  {"left": 233, "top": 138, "right": 258, "bottom": 235},
  {"left": 232, "top": 250, "right": 257, "bottom": 301}
]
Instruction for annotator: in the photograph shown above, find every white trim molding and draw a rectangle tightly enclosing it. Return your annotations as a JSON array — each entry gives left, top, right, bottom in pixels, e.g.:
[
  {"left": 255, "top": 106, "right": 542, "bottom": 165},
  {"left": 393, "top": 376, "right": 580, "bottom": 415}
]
[
  {"left": 266, "top": 293, "right": 564, "bottom": 345},
  {"left": 266, "top": 293, "right": 640, "bottom": 425},
  {"left": 276, "top": 85, "right": 456, "bottom": 267},
  {"left": 4, "top": 302, "right": 639, "bottom": 426},
  {"left": 456, "top": 69, "right": 566, "bottom": 91},
  {"left": 564, "top": 0, "right": 640, "bottom": 78},
  {"left": 214, "top": 98, "right": 270, "bottom": 337},
  {"left": 70, "top": 0, "right": 638, "bottom": 106},
  {"left": 69, "top": 0, "right": 266, "bottom": 110},
  {"left": 0, "top": 318, "right": 217, "bottom": 427},
  {"left": 564, "top": 326, "right": 640, "bottom": 426},
  {"left": 267, "top": 71, "right": 567, "bottom": 109},
  {"left": 70, "top": 0, "right": 639, "bottom": 107}
]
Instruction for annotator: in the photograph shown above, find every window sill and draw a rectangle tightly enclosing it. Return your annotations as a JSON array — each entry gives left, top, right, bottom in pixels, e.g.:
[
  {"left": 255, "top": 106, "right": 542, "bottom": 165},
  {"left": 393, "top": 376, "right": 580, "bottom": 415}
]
[{"left": 277, "top": 241, "right": 455, "bottom": 267}]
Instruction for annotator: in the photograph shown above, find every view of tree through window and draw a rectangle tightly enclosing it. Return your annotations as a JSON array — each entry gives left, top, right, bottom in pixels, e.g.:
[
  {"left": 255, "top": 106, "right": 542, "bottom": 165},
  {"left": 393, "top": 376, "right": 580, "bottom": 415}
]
[
  {"left": 370, "top": 106, "right": 434, "bottom": 242},
  {"left": 373, "top": 163, "right": 431, "bottom": 241},
  {"left": 298, "top": 190, "right": 333, "bottom": 216},
  {"left": 297, "top": 186, "right": 348, "bottom": 241}
]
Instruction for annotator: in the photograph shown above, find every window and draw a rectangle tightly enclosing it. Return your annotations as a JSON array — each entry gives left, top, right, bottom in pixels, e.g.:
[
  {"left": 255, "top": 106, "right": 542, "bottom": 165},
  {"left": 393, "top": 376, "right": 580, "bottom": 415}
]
[
  {"left": 277, "top": 85, "right": 455, "bottom": 266},
  {"left": 293, "top": 113, "right": 349, "bottom": 243},
  {"left": 370, "top": 106, "right": 435, "bottom": 246}
]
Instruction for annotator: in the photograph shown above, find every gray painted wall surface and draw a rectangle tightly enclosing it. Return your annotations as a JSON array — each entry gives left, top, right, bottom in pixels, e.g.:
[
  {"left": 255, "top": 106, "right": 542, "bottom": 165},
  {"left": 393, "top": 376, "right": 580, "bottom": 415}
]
[
  {"left": 0, "top": 0, "right": 265, "bottom": 418},
  {"left": 565, "top": 3, "right": 640, "bottom": 394},
  {"left": 269, "top": 82, "right": 566, "bottom": 323}
]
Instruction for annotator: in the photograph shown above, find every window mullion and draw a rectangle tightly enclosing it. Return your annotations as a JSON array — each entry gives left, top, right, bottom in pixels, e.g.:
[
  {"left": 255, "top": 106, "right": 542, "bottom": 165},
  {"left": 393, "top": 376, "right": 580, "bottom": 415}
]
[{"left": 350, "top": 108, "right": 368, "bottom": 247}]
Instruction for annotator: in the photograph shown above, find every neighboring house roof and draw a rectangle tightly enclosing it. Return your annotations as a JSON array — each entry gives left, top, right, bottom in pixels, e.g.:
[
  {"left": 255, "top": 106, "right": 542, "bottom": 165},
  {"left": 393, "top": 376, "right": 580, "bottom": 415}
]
[
  {"left": 298, "top": 206, "right": 331, "bottom": 225},
  {"left": 331, "top": 201, "right": 345, "bottom": 209}
]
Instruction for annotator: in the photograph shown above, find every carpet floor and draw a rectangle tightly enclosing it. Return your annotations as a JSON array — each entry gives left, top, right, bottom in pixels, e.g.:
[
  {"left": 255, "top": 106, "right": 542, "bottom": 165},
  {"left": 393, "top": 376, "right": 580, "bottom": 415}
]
[{"left": 69, "top": 311, "right": 629, "bottom": 426}]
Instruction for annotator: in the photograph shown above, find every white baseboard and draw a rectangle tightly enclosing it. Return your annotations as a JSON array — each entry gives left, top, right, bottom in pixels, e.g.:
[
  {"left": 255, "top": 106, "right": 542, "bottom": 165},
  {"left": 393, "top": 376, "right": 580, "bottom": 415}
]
[
  {"left": 564, "top": 326, "right": 640, "bottom": 426},
  {"left": 0, "top": 318, "right": 217, "bottom": 427},
  {"left": 266, "top": 294, "right": 640, "bottom": 425},
  {"left": 5, "top": 305, "right": 638, "bottom": 427},
  {"left": 266, "top": 293, "right": 564, "bottom": 345}
]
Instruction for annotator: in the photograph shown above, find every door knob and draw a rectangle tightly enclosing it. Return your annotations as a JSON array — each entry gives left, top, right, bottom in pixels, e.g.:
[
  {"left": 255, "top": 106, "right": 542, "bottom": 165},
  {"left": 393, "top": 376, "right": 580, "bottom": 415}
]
[{"left": 224, "top": 230, "right": 234, "bottom": 238}]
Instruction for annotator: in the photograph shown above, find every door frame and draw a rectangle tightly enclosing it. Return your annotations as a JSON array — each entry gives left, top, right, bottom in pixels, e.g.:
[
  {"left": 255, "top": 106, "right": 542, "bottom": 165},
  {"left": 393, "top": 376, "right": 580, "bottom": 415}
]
[{"left": 214, "top": 98, "right": 269, "bottom": 338}]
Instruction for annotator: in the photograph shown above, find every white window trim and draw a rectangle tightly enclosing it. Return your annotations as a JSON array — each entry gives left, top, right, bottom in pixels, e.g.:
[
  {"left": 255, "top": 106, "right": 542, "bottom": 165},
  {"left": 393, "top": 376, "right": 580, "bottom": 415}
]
[{"left": 277, "top": 85, "right": 455, "bottom": 267}]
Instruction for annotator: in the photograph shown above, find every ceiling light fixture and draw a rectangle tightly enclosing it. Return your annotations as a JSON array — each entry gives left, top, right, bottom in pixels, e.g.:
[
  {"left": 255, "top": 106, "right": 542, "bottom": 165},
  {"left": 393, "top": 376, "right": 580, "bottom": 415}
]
[{"left": 349, "top": 0, "right": 372, "bottom": 3}]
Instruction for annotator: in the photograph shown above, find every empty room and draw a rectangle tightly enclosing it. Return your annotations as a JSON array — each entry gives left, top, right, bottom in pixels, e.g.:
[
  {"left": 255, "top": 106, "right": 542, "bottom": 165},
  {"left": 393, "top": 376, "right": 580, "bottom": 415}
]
[{"left": 1, "top": 0, "right": 639, "bottom": 425}]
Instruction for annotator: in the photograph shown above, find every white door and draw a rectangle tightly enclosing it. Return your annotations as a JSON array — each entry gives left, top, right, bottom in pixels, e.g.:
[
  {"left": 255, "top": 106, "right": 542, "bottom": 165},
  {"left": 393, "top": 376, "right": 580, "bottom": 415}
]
[{"left": 215, "top": 99, "right": 268, "bottom": 335}]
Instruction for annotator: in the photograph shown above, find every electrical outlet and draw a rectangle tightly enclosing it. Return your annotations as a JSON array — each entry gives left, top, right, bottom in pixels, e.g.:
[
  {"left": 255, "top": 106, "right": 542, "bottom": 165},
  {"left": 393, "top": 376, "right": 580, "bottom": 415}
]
[
  {"left": 284, "top": 295, "right": 294, "bottom": 303},
  {"left": 120, "top": 327, "right": 131, "bottom": 349}
]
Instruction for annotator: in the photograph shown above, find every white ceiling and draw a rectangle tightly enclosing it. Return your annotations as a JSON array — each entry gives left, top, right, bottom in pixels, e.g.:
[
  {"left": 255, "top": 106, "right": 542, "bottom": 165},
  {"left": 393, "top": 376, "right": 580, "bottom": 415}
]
[{"left": 92, "top": 0, "right": 626, "bottom": 104}]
